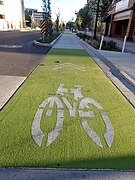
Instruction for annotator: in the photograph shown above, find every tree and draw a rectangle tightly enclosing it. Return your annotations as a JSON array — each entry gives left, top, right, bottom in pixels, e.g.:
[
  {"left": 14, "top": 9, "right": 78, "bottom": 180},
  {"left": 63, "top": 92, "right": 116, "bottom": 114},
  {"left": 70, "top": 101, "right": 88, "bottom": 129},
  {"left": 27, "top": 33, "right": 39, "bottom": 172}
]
[
  {"left": 66, "top": 21, "right": 75, "bottom": 30},
  {"left": 93, "top": 0, "right": 100, "bottom": 39},
  {"left": 54, "top": 9, "right": 60, "bottom": 32},
  {"left": 42, "top": 0, "right": 52, "bottom": 36},
  {"left": 25, "top": 10, "right": 31, "bottom": 27},
  {"left": 75, "top": 4, "right": 92, "bottom": 30},
  {"left": 100, "top": 0, "right": 112, "bottom": 20},
  {"left": 42, "top": 0, "right": 51, "bottom": 17},
  {"left": 88, "top": 0, "right": 112, "bottom": 19},
  {"left": 87, "top": 0, "right": 112, "bottom": 38},
  {"left": 62, "top": 23, "right": 65, "bottom": 31}
]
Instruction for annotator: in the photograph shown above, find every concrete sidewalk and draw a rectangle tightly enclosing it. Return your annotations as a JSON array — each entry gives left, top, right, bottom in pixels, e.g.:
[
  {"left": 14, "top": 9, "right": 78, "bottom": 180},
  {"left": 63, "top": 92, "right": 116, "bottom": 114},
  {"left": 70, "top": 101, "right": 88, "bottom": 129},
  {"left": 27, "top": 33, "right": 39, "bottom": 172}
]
[
  {"left": 76, "top": 34, "right": 135, "bottom": 107},
  {"left": 104, "top": 36, "right": 135, "bottom": 54},
  {"left": 53, "top": 33, "right": 83, "bottom": 49},
  {"left": 98, "top": 50, "right": 135, "bottom": 81},
  {"left": 0, "top": 75, "right": 26, "bottom": 109},
  {"left": 80, "top": 30, "right": 135, "bottom": 86},
  {"left": 80, "top": 30, "right": 135, "bottom": 54}
]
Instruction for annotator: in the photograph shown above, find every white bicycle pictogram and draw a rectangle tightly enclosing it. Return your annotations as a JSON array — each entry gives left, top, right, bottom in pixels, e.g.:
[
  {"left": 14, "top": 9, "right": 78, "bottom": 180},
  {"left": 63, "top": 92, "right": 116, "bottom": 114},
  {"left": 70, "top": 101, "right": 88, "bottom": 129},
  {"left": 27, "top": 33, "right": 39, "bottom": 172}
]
[{"left": 31, "top": 84, "right": 114, "bottom": 148}]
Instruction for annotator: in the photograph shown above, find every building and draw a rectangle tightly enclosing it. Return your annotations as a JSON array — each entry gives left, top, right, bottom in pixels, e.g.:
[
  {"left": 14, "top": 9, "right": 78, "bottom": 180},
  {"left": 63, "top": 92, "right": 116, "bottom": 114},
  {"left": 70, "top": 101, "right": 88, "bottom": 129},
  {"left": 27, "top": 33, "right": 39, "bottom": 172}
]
[
  {"left": 107, "top": 0, "right": 135, "bottom": 40},
  {"left": 25, "top": 8, "right": 38, "bottom": 27},
  {"left": 0, "top": 0, "right": 25, "bottom": 30},
  {"left": 33, "top": 11, "right": 43, "bottom": 26},
  {"left": 20, "top": 0, "right": 25, "bottom": 28},
  {"left": 0, "top": 0, "right": 5, "bottom": 29},
  {"left": 25, "top": 8, "right": 43, "bottom": 27},
  {"left": 25, "top": 8, "right": 38, "bottom": 16}
]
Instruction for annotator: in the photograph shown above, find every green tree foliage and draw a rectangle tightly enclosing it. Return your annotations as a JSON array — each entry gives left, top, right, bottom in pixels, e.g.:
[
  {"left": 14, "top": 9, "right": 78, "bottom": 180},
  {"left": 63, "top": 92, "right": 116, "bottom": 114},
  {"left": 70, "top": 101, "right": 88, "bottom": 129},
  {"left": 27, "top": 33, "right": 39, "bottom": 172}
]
[
  {"left": 55, "top": 16, "right": 59, "bottom": 32},
  {"left": 55, "top": 9, "right": 60, "bottom": 32},
  {"left": 76, "top": 4, "right": 92, "bottom": 30},
  {"left": 76, "top": 0, "right": 112, "bottom": 38},
  {"left": 66, "top": 21, "right": 75, "bottom": 29},
  {"left": 25, "top": 10, "right": 31, "bottom": 27},
  {"left": 42, "top": 0, "right": 53, "bottom": 36},
  {"left": 92, "top": 0, "right": 112, "bottom": 38},
  {"left": 100, "top": 0, "right": 112, "bottom": 20},
  {"left": 42, "top": 0, "right": 50, "bottom": 16},
  {"left": 88, "top": 0, "right": 112, "bottom": 21}
]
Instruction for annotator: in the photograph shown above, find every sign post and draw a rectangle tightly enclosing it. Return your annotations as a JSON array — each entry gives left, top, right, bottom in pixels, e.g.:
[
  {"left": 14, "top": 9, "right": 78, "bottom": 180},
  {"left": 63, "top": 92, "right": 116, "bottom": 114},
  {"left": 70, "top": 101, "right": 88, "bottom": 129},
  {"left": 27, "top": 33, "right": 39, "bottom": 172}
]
[{"left": 40, "top": 20, "right": 46, "bottom": 42}]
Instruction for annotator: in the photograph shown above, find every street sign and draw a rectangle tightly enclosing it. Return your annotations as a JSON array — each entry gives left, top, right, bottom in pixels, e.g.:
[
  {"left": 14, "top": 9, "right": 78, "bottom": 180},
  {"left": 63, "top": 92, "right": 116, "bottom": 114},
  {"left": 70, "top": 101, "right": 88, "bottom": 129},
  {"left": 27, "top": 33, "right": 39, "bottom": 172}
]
[{"left": 40, "top": 20, "right": 46, "bottom": 34}]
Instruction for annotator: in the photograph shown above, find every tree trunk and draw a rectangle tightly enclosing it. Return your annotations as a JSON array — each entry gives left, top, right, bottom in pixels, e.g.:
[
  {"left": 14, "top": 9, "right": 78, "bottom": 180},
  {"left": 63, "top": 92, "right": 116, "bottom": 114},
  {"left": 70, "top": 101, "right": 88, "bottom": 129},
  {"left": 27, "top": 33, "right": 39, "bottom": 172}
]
[{"left": 93, "top": 0, "right": 100, "bottom": 39}]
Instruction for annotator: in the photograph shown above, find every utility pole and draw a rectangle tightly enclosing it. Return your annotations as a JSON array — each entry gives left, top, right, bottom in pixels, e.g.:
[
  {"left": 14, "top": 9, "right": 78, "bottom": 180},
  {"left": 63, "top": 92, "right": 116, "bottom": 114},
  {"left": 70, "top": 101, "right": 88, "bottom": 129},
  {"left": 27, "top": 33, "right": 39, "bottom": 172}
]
[{"left": 93, "top": 0, "right": 100, "bottom": 39}]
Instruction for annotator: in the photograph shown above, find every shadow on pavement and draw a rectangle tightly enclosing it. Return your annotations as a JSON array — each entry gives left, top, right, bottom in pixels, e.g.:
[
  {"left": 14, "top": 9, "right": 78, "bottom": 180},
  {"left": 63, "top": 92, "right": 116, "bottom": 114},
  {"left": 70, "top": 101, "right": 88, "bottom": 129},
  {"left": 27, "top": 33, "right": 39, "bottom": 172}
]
[{"left": 1, "top": 155, "right": 135, "bottom": 179}]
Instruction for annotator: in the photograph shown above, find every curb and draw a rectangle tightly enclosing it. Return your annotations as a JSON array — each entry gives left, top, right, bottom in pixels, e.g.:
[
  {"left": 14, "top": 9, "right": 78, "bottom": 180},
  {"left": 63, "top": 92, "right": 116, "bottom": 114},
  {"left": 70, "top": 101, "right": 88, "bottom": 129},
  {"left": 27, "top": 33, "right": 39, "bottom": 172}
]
[
  {"left": 120, "top": 71, "right": 135, "bottom": 86},
  {"left": 1, "top": 167, "right": 135, "bottom": 180},
  {"left": 75, "top": 35, "right": 135, "bottom": 108},
  {"left": 33, "top": 33, "right": 62, "bottom": 47},
  {"left": 2, "top": 167, "right": 135, "bottom": 172}
]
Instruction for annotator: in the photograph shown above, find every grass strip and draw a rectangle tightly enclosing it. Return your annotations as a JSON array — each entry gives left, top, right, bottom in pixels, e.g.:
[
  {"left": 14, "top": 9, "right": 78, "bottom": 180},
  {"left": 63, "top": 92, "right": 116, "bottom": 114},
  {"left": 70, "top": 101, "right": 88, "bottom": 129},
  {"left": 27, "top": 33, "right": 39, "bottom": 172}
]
[
  {"left": 0, "top": 48, "right": 135, "bottom": 169},
  {"left": 37, "top": 32, "right": 61, "bottom": 43}
]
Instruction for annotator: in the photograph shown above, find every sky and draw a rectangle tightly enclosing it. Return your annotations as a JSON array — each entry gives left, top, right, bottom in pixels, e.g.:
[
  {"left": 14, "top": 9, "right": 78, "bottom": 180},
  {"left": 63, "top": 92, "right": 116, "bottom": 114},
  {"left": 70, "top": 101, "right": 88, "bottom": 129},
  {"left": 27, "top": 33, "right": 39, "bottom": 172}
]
[{"left": 24, "top": 0, "right": 87, "bottom": 22}]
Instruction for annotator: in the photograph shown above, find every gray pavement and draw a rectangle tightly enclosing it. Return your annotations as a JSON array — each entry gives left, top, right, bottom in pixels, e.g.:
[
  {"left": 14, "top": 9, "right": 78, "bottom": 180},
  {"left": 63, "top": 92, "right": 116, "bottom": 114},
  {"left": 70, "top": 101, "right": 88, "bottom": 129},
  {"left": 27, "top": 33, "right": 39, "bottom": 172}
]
[
  {"left": 76, "top": 30, "right": 135, "bottom": 106},
  {"left": 104, "top": 36, "right": 135, "bottom": 54},
  {"left": 1, "top": 168, "right": 135, "bottom": 180},
  {"left": 0, "top": 31, "right": 50, "bottom": 110},
  {"left": 0, "top": 75, "right": 26, "bottom": 109},
  {"left": 1, "top": 31, "right": 135, "bottom": 179},
  {"left": 77, "top": 31, "right": 135, "bottom": 82},
  {"left": 98, "top": 50, "right": 135, "bottom": 81},
  {"left": 81, "top": 30, "right": 135, "bottom": 54},
  {"left": 76, "top": 34, "right": 135, "bottom": 107},
  {"left": 53, "top": 33, "right": 83, "bottom": 49}
]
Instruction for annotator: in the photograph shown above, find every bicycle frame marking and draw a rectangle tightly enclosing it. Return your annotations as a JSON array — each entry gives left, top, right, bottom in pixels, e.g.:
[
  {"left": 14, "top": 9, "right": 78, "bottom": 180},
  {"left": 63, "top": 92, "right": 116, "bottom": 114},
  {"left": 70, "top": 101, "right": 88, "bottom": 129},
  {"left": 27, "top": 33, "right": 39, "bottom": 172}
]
[{"left": 31, "top": 84, "right": 114, "bottom": 148}]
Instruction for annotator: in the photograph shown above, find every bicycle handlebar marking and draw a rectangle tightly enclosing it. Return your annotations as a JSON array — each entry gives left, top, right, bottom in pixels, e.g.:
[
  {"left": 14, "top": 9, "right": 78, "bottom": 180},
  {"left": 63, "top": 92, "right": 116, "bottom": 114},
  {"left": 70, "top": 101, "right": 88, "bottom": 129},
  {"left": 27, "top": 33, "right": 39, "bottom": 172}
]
[{"left": 31, "top": 84, "right": 114, "bottom": 148}]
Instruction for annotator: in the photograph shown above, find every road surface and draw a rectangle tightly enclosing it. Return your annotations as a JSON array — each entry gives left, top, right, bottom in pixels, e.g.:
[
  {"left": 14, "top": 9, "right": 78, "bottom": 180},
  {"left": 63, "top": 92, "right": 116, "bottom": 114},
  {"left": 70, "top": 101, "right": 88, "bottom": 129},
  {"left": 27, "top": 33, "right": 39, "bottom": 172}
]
[
  {"left": 0, "top": 30, "right": 50, "bottom": 109},
  {"left": 0, "top": 30, "right": 50, "bottom": 76}
]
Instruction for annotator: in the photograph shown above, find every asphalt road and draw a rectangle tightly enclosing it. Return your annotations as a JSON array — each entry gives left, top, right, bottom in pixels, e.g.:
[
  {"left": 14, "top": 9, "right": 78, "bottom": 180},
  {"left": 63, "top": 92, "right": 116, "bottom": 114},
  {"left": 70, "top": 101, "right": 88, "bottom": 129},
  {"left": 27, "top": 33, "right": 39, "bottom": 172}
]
[{"left": 0, "top": 30, "right": 50, "bottom": 76}]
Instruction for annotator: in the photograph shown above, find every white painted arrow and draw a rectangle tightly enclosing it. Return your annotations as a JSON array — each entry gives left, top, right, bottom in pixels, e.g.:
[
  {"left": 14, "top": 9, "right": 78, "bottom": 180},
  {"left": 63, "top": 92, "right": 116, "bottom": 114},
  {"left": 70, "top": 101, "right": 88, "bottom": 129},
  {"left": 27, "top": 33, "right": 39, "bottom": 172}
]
[{"left": 53, "top": 62, "right": 86, "bottom": 72}]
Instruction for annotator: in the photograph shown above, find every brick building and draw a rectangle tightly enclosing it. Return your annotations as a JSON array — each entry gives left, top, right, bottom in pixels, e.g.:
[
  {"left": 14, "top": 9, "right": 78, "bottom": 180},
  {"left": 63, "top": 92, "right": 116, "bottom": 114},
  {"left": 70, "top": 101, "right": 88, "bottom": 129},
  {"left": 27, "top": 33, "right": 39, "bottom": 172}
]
[{"left": 106, "top": 0, "right": 135, "bottom": 40}]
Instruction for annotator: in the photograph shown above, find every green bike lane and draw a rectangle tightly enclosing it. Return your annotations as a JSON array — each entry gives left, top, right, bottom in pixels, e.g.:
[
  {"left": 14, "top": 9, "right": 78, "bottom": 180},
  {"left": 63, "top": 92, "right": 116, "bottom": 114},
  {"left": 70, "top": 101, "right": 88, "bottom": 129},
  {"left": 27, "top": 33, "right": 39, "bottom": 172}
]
[{"left": 0, "top": 33, "right": 135, "bottom": 172}]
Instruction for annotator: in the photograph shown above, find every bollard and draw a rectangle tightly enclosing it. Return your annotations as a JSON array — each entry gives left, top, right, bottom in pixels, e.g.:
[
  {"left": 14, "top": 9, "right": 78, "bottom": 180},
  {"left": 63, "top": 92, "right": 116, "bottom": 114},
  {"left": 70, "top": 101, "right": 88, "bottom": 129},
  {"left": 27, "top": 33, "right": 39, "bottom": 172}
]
[
  {"left": 122, "top": 36, "right": 127, "bottom": 53},
  {"left": 99, "top": 35, "right": 104, "bottom": 50}
]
